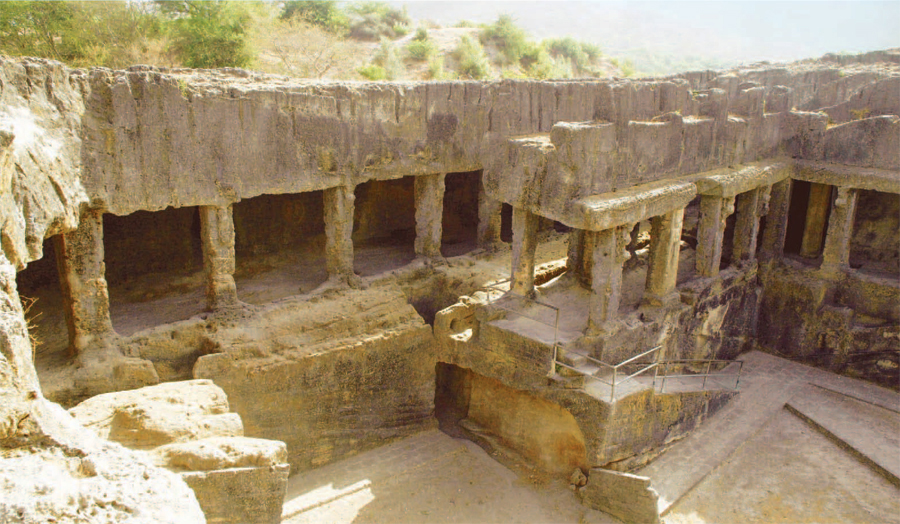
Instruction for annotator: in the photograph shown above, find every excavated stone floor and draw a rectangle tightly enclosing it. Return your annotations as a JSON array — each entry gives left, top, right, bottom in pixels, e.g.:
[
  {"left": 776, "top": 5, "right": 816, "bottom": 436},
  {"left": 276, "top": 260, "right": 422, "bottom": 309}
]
[
  {"left": 281, "top": 429, "right": 619, "bottom": 524},
  {"left": 640, "top": 351, "right": 899, "bottom": 522}
]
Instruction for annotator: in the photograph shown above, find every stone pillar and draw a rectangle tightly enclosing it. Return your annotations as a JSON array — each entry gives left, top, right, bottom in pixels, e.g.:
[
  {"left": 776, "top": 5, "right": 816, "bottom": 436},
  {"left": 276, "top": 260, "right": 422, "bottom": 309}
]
[
  {"left": 695, "top": 195, "right": 735, "bottom": 277},
  {"left": 323, "top": 185, "right": 355, "bottom": 282},
  {"left": 477, "top": 190, "right": 502, "bottom": 249},
  {"left": 644, "top": 208, "right": 684, "bottom": 306},
  {"left": 510, "top": 207, "right": 540, "bottom": 296},
  {"left": 414, "top": 173, "right": 446, "bottom": 259},
  {"left": 588, "top": 226, "right": 631, "bottom": 330},
  {"left": 732, "top": 188, "right": 761, "bottom": 263},
  {"left": 799, "top": 182, "right": 833, "bottom": 259},
  {"left": 54, "top": 209, "right": 116, "bottom": 355},
  {"left": 820, "top": 187, "right": 859, "bottom": 274},
  {"left": 758, "top": 179, "right": 792, "bottom": 262},
  {"left": 200, "top": 205, "right": 238, "bottom": 310}
]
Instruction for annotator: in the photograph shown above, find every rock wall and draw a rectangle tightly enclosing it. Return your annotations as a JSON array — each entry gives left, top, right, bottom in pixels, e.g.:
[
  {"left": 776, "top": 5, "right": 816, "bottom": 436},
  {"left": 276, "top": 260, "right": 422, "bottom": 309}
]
[{"left": 0, "top": 58, "right": 205, "bottom": 522}]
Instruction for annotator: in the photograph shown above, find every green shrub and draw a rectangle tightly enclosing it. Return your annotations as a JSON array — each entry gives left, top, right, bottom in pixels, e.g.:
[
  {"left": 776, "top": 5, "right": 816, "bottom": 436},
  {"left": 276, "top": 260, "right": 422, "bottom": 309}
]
[
  {"left": 406, "top": 39, "right": 435, "bottom": 61},
  {"left": 392, "top": 22, "right": 410, "bottom": 37},
  {"left": 454, "top": 20, "right": 478, "bottom": 28},
  {"left": 347, "top": 1, "right": 410, "bottom": 40},
  {"left": 543, "top": 37, "right": 603, "bottom": 76},
  {"left": 479, "top": 14, "right": 529, "bottom": 65},
  {"left": 427, "top": 55, "right": 448, "bottom": 80},
  {"left": 413, "top": 27, "right": 428, "bottom": 42},
  {"left": 372, "top": 38, "right": 403, "bottom": 79},
  {"left": 454, "top": 34, "right": 491, "bottom": 79},
  {"left": 358, "top": 64, "right": 387, "bottom": 80},
  {"left": 526, "top": 48, "right": 572, "bottom": 79},
  {"left": 280, "top": 1, "right": 348, "bottom": 34}
]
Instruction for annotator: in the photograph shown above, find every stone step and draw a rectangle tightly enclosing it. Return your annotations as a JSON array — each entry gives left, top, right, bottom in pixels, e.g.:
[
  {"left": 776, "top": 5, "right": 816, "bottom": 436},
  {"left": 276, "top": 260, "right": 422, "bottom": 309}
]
[{"left": 785, "top": 385, "right": 900, "bottom": 487}]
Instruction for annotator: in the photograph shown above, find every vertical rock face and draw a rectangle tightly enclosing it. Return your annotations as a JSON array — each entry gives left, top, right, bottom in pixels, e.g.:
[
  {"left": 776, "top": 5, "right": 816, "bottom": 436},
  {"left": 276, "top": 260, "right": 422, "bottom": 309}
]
[{"left": 0, "top": 58, "right": 204, "bottom": 523}]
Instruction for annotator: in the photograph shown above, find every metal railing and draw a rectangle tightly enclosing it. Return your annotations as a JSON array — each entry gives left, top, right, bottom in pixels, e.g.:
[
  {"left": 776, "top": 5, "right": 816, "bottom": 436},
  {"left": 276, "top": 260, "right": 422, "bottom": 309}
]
[
  {"left": 555, "top": 345, "right": 663, "bottom": 402},
  {"left": 656, "top": 359, "right": 744, "bottom": 393},
  {"left": 480, "top": 281, "right": 562, "bottom": 375}
]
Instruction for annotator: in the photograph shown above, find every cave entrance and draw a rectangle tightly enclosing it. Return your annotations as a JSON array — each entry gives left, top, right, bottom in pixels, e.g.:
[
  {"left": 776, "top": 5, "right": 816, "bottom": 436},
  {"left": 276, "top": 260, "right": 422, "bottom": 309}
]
[
  {"left": 103, "top": 207, "right": 204, "bottom": 336},
  {"left": 15, "top": 236, "right": 69, "bottom": 373},
  {"left": 849, "top": 189, "right": 899, "bottom": 277},
  {"left": 441, "top": 170, "right": 481, "bottom": 257},
  {"left": 353, "top": 177, "right": 417, "bottom": 276},
  {"left": 233, "top": 191, "right": 327, "bottom": 305}
]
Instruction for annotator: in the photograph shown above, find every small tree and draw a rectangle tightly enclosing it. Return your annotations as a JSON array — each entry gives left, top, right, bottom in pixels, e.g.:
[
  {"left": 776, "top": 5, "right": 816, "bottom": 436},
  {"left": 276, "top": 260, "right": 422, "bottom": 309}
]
[
  {"left": 280, "top": 0, "right": 348, "bottom": 34},
  {"left": 157, "top": 0, "right": 254, "bottom": 69},
  {"left": 261, "top": 16, "right": 354, "bottom": 79}
]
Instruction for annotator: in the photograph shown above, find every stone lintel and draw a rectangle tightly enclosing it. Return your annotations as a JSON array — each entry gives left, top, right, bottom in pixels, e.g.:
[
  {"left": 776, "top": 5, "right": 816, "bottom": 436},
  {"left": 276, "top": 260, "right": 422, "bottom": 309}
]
[
  {"left": 792, "top": 161, "right": 900, "bottom": 194},
  {"left": 576, "top": 180, "right": 696, "bottom": 232},
  {"left": 694, "top": 161, "right": 790, "bottom": 198}
]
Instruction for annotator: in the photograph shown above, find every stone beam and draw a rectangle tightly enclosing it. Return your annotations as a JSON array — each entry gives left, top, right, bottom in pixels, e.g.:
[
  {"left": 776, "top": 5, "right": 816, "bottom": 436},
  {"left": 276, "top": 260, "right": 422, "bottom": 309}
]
[
  {"left": 510, "top": 207, "right": 540, "bottom": 296},
  {"left": 588, "top": 226, "right": 631, "bottom": 330},
  {"left": 644, "top": 208, "right": 684, "bottom": 306},
  {"left": 696, "top": 195, "right": 735, "bottom": 277},
  {"left": 575, "top": 180, "right": 696, "bottom": 232},
  {"left": 799, "top": 182, "right": 833, "bottom": 259},
  {"left": 323, "top": 185, "right": 355, "bottom": 283},
  {"left": 758, "top": 179, "right": 793, "bottom": 263},
  {"left": 792, "top": 161, "right": 900, "bottom": 195},
  {"left": 732, "top": 188, "right": 761, "bottom": 263},
  {"left": 55, "top": 209, "right": 116, "bottom": 355},
  {"left": 414, "top": 173, "right": 446, "bottom": 259},
  {"left": 820, "top": 187, "right": 860, "bottom": 275},
  {"left": 199, "top": 205, "right": 238, "bottom": 310},
  {"left": 693, "top": 161, "right": 790, "bottom": 198}
]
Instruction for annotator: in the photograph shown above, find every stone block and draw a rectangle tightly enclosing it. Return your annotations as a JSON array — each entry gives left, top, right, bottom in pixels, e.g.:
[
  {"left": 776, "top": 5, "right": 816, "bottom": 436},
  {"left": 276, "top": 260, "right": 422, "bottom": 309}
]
[
  {"left": 182, "top": 464, "right": 290, "bottom": 524},
  {"left": 579, "top": 468, "right": 660, "bottom": 524}
]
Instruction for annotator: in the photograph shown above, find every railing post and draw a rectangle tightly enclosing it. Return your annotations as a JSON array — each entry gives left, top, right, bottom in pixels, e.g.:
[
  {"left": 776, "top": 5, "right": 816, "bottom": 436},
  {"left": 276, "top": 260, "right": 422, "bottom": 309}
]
[
  {"left": 611, "top": 368, "right": 617, "bottom": 402},
  {"left": 652, "top": 361, "right": 660, "bottom": 390},
  {"left": 661, "top": 363, "right": 668, "bottom": 393},
  {"left": 703, "top": 360, "right": 712, "bottom": 390}
]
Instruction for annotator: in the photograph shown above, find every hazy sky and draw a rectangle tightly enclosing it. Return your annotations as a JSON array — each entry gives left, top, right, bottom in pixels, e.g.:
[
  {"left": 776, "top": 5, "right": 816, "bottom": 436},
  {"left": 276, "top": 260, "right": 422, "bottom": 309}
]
[{"left": 390, "top": 1, "right": 900, "bottom": 64}]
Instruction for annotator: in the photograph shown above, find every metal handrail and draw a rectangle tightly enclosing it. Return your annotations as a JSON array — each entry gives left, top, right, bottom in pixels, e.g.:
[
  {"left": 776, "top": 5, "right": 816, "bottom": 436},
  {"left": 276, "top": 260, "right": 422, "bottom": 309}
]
[
  {"left": 553, "top": 345, "right": 663, "bottom": 402},
  {"left": 657, "top": 359, "right": 744, "bottom": 393}
]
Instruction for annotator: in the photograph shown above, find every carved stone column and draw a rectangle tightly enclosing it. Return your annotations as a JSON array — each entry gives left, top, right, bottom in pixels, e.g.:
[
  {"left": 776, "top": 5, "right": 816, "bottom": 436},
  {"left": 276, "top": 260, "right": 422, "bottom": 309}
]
[
  {"left": 758, "top": 179, "right": 792, "bottom": 262},
  {"left": 696, "top": 195, "right": 735, "bottom": 277},
  {"left": 820, "top": 187, "right": 859, "bottom": 274},
  {"left": 732, "top": 187, "right": 761, "bottom": 263},
  {"left": 644, "top": 208, "right": 684, "bottom": 306},
  {"left": 55, "top": 209, "right": 116, "bottom": 355},
  {"left": 800, "top": 182, "right": 833, "bottom": 259},
  {"left": 200, "top": 205, "right": 238, "bottom": 309},
  {"left": 414, "top": 173, "right": 446, "bottom": 259},
  {"left": 510, "top": 207, "right": 540, "bottom": 296},
  {"left": 324, "top": 185, "right": 355, "bottom": 282},
  {"left": 477, "top": 186, "right": 502, "bottom": 250},
  {"left": 588, "top": 225, "right": 631, "bottom": 330}
]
